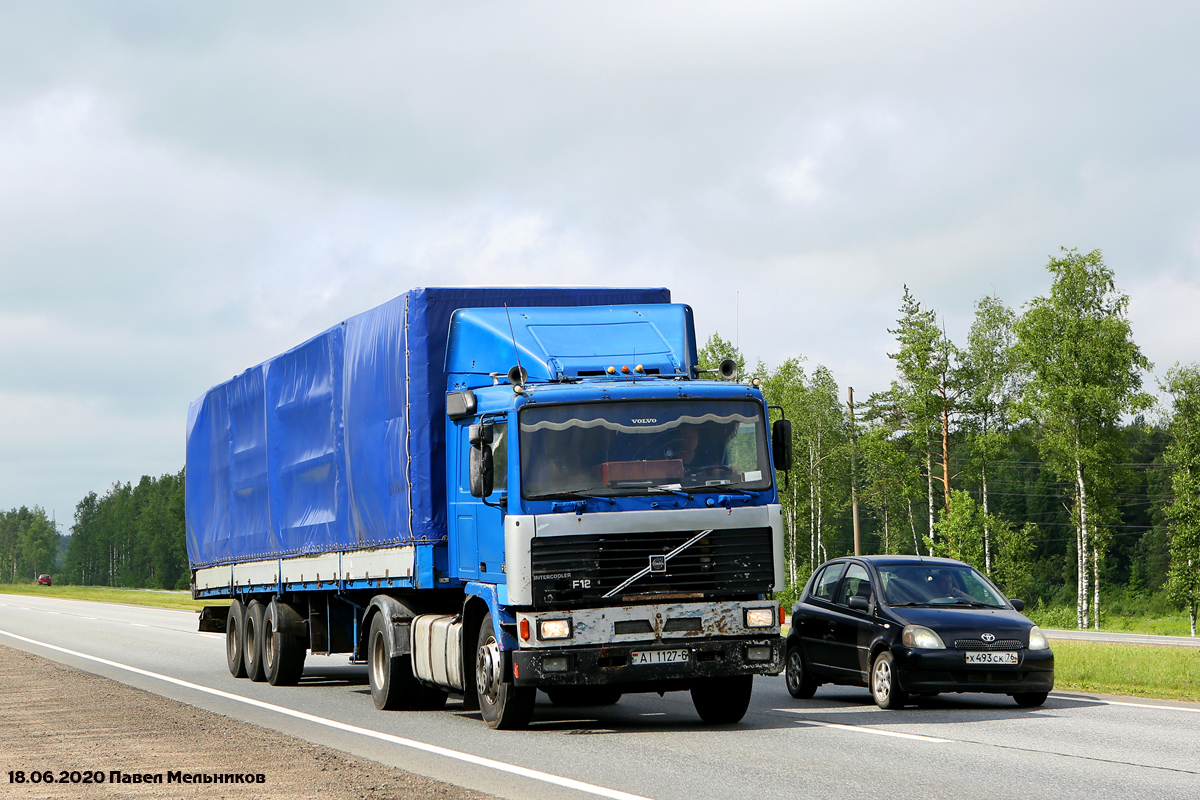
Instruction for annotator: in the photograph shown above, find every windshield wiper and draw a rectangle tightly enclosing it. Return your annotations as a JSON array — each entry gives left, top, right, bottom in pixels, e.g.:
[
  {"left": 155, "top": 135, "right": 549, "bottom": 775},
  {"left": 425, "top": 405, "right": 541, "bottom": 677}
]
[
  {"left": 530, "top": 488, "right": 615, "bottom": 502},
  {"left": 647, "top": 484, "right": 691, "bottom": 498}
]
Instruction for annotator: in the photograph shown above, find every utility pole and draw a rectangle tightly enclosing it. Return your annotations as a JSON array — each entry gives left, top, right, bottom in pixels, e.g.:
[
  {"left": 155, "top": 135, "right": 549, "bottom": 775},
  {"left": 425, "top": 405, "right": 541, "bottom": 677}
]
[{"left": 849, "top": 386, "right": 861, "bottom": 556}]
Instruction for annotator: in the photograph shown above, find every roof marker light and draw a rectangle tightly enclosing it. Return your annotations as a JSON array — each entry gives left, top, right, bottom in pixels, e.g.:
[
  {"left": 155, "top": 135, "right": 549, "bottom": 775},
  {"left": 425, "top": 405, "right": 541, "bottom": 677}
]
[{"left": 606, "top": 366, "right": 617, "bottom": 375}]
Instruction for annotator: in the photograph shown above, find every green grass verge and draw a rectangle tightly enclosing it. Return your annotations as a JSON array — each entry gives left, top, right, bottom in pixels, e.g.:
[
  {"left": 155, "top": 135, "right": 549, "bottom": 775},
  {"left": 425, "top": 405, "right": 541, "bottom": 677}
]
[
  {"left": 1028, "top": 604, "right": 1196, "bottom": 636},
  {"left": 1050, "top": 640, "right": 1200, "bottom": 702},
  {"left": 0, "top": 584, "right": 226, "bottom": 612}
]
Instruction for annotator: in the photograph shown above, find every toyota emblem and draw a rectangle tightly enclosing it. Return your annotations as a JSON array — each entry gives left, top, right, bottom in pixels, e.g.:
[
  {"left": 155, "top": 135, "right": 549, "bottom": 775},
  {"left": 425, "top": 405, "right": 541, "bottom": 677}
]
[{"left": 981, "top": 632, "right": 996, "bottom": 643}]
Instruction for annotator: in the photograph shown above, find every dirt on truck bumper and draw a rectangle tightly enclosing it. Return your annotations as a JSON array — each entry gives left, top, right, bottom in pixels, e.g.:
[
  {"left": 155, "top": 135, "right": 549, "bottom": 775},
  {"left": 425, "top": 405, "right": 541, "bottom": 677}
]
[{"left": 511, "top": 636, "right": 784, "bottom": 689}]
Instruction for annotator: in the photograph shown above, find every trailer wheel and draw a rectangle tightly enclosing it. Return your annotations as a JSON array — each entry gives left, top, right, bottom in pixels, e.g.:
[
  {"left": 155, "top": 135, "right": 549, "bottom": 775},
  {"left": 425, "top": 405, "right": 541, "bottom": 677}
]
[
  {"left": 475, "top": 612, "right": 535, "bottom": 730},
  {"left": 243, "top": 600, "right": 267, "bottom": 682},
  {"left": 368, "top": 612, "right": 447, "bottom": 711},
  {"left": 545, "top": 687, "right": 622, "bottom": 706},
  {"left": 690, "top": 675, "right": 753, "bottom": 724},
  {"left": 225, "top": 599, "right": 247, "bottom": 679},
  {"left": 264, "top": 600, "right": 306, "bottom": 686}
]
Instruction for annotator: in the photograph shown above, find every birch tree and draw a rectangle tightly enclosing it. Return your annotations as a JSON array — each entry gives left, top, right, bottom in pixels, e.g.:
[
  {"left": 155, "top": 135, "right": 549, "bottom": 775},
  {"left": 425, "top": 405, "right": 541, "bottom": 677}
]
[
  {"left": 959, "top": 295, "right": 1019, "bottom": 572},
  {"left": 1014, "top": 249, "right": 1152, "bottom": 629},
  {"left": 885, "top": 287, "right": 963, "bottom": 543},
  {"left": 1164, "top": 364, "right": 1200, "bottom": 637}
]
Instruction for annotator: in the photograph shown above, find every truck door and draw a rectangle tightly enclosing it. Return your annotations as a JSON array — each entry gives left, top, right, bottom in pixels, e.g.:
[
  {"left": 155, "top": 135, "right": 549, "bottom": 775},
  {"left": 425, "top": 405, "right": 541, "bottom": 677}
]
[{"left": 449, "top": 419, "right": 508, "bottom": 583}]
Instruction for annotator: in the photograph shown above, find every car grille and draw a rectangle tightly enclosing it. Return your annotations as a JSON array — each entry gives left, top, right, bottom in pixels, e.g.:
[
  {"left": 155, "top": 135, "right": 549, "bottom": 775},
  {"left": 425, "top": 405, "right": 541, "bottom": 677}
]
[
  {"left": 954, "top": 639, "right": 1024, "bottom": 650},
  {"left": 530, "top": 526, "right": 774, "bottom": 607}
]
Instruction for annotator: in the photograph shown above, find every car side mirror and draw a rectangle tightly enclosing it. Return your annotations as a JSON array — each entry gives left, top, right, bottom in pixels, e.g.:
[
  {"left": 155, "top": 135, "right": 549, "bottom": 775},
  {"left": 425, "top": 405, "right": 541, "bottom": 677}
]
[
  {"left": 469, "top": 444, "right": 493, "bottom": 498},
  {"left": 1009, "top": 598, "right": 1025, "bottom": 612},
  {"left": 772, "top": 418, "right": 793, "bottom": 471},
  {"left": 848, "top": 596, "right": 870, "bottom": 612}
]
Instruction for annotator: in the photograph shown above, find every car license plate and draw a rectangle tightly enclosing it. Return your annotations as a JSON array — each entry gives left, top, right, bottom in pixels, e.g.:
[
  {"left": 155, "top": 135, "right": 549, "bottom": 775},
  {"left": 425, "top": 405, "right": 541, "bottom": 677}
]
[
  {"left": 631, "top": 648, "right": 691, "bottom": 666},
  {"left": 965, "top": 651, "right": 1018, "bottom": 665}
]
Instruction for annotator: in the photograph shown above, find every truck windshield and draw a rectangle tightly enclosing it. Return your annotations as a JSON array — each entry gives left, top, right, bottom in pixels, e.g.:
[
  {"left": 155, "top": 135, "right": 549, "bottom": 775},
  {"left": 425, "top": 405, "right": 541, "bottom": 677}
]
[{"left": 520, "top": 399, "right": 772, "bottom": 499}]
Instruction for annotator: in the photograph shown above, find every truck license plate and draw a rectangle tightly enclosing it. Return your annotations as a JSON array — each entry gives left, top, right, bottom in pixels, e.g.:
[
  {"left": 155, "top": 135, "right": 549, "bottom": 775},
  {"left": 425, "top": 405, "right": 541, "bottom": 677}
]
[
  {"left": 631, "top": 648, "right": 691, "bottom": 666},
  {"left": 965, "top": 651, "right": 1018, "bottom": 665}
]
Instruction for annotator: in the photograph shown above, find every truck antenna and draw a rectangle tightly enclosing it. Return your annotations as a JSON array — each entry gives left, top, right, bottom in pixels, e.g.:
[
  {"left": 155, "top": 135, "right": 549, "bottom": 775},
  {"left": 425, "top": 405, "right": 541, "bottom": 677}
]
[{"left": 504, "top": 304, "right": 526, "bottom": 386}]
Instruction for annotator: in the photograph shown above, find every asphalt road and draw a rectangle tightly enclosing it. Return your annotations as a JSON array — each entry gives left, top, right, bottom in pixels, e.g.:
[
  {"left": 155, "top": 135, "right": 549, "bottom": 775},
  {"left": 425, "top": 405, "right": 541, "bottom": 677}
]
[
  {"left": 2, "top": 594, "right": 1198, "bottom": 800},
  {"left": 1044, "top": 628, "right": 1200, "bottom": 647}
]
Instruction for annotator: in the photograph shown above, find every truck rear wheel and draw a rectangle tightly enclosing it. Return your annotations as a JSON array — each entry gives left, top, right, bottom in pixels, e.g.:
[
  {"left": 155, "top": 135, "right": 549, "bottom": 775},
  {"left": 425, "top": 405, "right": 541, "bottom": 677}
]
[
  {"left": 476, "top": 612, "right": 535, "bottom": 729},
  {"left": 243, "top": 600, "right": 268, "bottom": 682},
  {"left": 368, "top": 612, "right": 447, "bottom": 711},
  {"left": 691, "top": 675, "right": 753, "bottom": 724},
  {"left": 225, "top": 599, "right": 247, "bottom": 679},
  {"left": 264, "top": 600, "right": 307, "bottom": 686}
]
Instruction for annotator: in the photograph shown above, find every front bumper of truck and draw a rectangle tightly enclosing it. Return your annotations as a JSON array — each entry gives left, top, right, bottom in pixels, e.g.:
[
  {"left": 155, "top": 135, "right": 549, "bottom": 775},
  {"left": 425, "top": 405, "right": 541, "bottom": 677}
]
[{"left": 511, "top": 636, "right": 785, "bottom": 689}]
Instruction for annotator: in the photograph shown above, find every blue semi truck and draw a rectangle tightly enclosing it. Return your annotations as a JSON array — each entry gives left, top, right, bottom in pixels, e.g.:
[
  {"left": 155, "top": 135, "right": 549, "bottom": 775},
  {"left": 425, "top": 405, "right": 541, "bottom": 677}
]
[{"left": 188, "top": 287, "right": 790, "bottom": 729}]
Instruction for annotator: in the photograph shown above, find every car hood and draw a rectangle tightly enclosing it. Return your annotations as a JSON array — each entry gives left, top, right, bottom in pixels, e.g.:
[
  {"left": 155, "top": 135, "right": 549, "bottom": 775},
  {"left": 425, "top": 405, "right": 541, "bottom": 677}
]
[{"left": 890, "top": 606, "right": 1034, "bottom": 643}]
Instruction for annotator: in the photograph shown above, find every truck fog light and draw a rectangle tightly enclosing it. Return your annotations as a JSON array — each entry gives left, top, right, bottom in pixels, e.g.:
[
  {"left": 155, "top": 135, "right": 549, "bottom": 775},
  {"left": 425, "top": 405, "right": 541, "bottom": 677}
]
[
  {"left": 543, "top": 656, "right": 570, "bottom": 672},
  {"left": 744, "top": 608, "right": 775, "bottom": 628},
  {"left": 539, "top": 618, "right": 573, "bottom": 640},
  {"left": 746, "top": 645, "right": 772, "bottom": 662}
]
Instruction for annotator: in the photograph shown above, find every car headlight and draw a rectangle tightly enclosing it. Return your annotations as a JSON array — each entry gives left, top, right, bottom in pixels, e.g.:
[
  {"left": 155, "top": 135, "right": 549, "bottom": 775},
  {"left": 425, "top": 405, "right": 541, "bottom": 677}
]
[
  {"left": 901, "top": 624, "right": 946, "bottom": 649},
  {"left": 744, "top": 608, "right": 776, "bottom": 628},
  {"left": 538, "top": 618, "right": 573, "bottom": 640},
  {"left": 1027, "top": 625, "right": 1050, "bottom": 650}
]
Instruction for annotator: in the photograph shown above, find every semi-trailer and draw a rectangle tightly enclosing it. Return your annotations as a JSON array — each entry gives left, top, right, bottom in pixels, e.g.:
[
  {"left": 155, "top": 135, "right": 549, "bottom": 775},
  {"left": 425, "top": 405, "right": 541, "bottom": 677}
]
[{"left": 188, "top": 286, "right": 790, "bottom": 729}]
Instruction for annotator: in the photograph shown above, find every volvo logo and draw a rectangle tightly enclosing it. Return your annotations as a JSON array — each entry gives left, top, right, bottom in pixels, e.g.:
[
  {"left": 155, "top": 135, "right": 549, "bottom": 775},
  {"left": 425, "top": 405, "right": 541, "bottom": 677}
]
[
  {"left": 981, "top": 633, "right": 996, "bottom": 643},
  {"left": 632, "top": 418, "right": 658, "bottom": 424}
]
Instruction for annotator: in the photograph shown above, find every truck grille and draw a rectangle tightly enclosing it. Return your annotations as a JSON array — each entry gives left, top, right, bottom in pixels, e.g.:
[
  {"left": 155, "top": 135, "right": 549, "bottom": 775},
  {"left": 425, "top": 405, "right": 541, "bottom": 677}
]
[{"left": 530, "top": 526, "right": 774, "bottom": 606}]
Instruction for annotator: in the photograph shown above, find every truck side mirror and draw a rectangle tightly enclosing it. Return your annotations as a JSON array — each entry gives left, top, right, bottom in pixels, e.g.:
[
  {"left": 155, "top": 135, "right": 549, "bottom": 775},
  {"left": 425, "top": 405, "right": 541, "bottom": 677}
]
[
  {"left": 772, "top": 419, "right": 793, "bottom": 472},
  {"left": 470, "top": 444, "right": 494, "bottom": 498}
]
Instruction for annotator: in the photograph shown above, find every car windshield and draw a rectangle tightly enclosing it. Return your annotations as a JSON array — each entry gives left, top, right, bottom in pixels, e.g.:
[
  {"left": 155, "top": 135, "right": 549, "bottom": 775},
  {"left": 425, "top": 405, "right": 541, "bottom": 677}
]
[
  {"left": 520, "top": 399, "right": 771, "bottom": 499},
  {"left": 876, "top": 563, "right": 1007, "bottom": 608}
]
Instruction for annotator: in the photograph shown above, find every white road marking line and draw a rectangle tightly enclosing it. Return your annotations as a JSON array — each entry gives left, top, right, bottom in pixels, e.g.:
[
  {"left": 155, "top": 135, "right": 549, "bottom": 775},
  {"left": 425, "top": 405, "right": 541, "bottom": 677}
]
[
  {"left": 773, "top": 709, "right": 950, "bottom": 742},
  {"left": 0, "top": 629, "right": 652, "bottom": 800},
  {"left": 640, "top": 712, "right": 666, "bottom": 717},
  {"left": 1052, "top": 694, "right": 1200, "bottom": 714}
]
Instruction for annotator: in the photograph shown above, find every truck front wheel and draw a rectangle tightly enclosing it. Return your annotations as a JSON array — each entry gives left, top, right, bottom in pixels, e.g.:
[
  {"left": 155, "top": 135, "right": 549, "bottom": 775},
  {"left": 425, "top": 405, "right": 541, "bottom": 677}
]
[
  {"left": 225, "top": 599, "right": 247, "bottom": 679},
  {"left": 475, "top": 613, "right": 535, "bottom": 729},
  {"left": 691, "top": 675, "right": 753, "bottom": 724},
  {"left": 368, "top": 612, "right": 446, "bottom": 711}
]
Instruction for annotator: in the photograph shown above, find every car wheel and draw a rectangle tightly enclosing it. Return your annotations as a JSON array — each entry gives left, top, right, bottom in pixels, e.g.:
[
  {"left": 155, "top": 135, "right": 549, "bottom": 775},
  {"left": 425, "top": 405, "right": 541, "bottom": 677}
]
[
  {"left": 545, "top": 687, "right": 622, "bottom": 706},
  {"left": 263, "top": 600, "right": 307, "bottom": 687},
  {"left": 691, "top": 675, "right": 753, "bottom": 724},
  {"left": 225, "top": 599, "right": 247, "bottom": 679},
  {"left": 870, "top": 651, "right": 908, "bottom": 709},
  {"left": 1013, "top": 691, "right": 1048, "bottom": 708},
  {"left": 243, "top": 600, "right": 267, "bottom": 682},
  {"left": 784, "top": 646, "right": 818, "bottom": 699},
  {"left": 476, "top": 612, "right": 535, "bottom": 729},
  {"left": 368, "top": 612, "right": 447, "bottom": 711}
]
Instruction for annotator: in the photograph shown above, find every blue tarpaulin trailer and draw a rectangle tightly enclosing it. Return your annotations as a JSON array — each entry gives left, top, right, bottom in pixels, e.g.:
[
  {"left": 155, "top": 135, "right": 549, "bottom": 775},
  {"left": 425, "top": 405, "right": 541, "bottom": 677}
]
[{"left": 188, "top": 286, "right": 787, "bottom": 729}]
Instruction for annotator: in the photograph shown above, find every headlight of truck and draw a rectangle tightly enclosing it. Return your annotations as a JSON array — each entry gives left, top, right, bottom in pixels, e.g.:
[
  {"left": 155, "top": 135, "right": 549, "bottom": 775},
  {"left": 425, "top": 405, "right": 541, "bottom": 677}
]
[
  {"left": 1027, "top": 625, "right": 1050, "bottom": 650},
  {"left": 901, "top": 624, "right": 945, "bottom": 649},
  {"left": 538, "top": 618, "right": 573, "bottom": 640},
  {"left": 744, "top": 608, "right": 776, "bottom": 628}
]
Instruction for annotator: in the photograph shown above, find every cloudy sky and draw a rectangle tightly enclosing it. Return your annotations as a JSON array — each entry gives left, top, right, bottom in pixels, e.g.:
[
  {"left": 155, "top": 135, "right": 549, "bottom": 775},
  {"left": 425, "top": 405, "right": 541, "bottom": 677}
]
[{"left": 3, "top": 2, "right": 1200, "bottom": 528}]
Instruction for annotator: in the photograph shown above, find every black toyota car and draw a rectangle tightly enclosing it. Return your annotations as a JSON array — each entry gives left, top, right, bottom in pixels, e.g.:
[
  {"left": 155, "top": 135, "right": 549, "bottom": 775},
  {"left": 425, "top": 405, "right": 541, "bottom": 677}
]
[{"left": 785, "top": 555, "right": 1054, "bottom": 709}]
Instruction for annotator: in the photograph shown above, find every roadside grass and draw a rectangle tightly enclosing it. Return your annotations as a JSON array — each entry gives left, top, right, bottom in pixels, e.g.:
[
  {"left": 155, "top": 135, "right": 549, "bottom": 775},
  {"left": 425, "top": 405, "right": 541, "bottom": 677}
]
[
  {"left": 0, "top": 584, "right": 225, "bottom": 612},
  {"left": 1028, "top": 603, "right": 1195, "bottom": 637},
  {"left": 1051, "top": 640, "right": 1200, "bottom": 702}
]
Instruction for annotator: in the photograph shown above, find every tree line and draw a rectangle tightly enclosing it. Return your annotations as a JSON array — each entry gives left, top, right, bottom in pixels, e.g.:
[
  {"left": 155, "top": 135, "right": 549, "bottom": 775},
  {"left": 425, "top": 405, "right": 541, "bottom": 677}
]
[
  {"left": 1, "top": 471, "right": 188, "bottom": 590},
  {"left": 701, "top": 248, "right": 1199, "bottom": 634},
  {"left": 6, "top": 249, "right": 1198, "bottom": 634}
]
